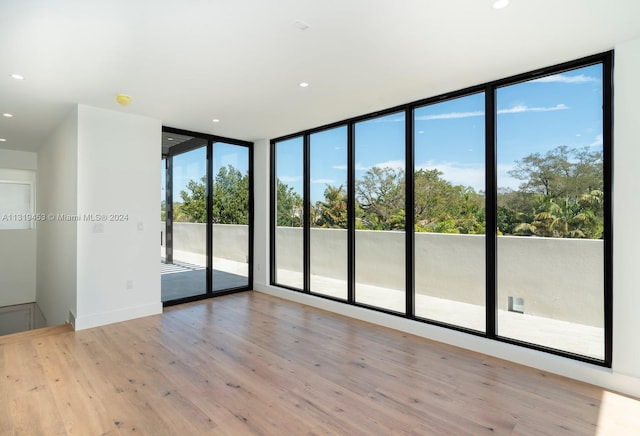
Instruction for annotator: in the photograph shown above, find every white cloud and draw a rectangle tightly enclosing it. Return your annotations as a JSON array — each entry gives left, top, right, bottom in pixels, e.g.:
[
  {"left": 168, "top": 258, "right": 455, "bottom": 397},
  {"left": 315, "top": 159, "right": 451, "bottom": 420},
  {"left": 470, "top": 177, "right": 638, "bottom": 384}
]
[
  {"left": 372, "top": 116, "right": 405, "bottom": 123},
  {"left": 589, "top": 134, "right": 603, "bottom": 147},
  {"left": 416, "top": 161, "right": 485, "bottom": 192},
  {"left": 333, "top": 163, "right": 370, "bottom": 171},
  {"left": 496, "top": 163, "right": 520, "bottom": 191},
  {"left": 278, "top": 175, "right": 302, "bottom": 183},
  {"left": 531, "top": 74, "right": 598, "bottom": 84},
  {"left": 373, "top": 159, "right": 405, "bottom": 170},
  {"left": 497, "top": 103, "right": 568, "bottom": 114},
  {"left": 414, "top": 104, "right": 567, "bottom": 121},
  {"left": 415, "top": 110, "right": 484, "bottom": 121},
  {"left": 311, "top": 178, "right": 336, "bottom": 184}
]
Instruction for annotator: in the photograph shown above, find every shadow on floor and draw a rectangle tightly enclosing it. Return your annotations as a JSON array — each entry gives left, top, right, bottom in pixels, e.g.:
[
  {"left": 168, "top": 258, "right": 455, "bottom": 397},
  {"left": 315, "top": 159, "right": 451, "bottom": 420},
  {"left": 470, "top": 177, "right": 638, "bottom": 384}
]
[{"left": 161, "top": 268, "right": 249, "bottom": 302}]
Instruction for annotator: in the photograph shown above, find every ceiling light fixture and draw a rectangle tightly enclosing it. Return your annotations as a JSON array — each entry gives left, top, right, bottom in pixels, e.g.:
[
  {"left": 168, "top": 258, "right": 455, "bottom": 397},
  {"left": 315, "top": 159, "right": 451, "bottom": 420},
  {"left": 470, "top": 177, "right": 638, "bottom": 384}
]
[
  {"left": 10, "top": 74, "right": 25, "bottom": 80},
  {"left": 2, "top": 113, "right": 13, "bottom": 118},
  {"left": 212, "top": 119, "right": 220, "bottom": 123},
  {"left": 493, "top": 0, "right": 509, "bottom": 9},
  {"left": 294, "top": 20, "right": 310, "bottom": 31},
  {"left": 0, "top": 138, "right": 6, "bottom": 142},
  {"left": 299, "top": 82, "right": 309, "bottom": 88},
  {"left": 167, "top": 137, "right": 174, "bottom": 141}
]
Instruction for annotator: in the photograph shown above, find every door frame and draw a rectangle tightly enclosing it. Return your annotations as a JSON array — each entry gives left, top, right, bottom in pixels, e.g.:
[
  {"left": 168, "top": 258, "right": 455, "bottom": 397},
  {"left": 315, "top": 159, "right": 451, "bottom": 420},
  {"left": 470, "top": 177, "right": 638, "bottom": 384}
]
[{"left": 162, "top": 126, "right": 254, "bottom": 306}]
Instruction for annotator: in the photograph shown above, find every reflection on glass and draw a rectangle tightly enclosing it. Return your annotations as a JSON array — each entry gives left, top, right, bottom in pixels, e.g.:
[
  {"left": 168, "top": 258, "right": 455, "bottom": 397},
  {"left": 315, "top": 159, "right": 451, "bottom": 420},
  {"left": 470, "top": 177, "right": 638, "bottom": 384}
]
[
  {"left": 496, "top": 64, "right": 605, "bottom": 359},
  {"left": 274, "top": 137, "right": 304, "bottom": 289},
  {"left": 413, "top": 93, "right": 486, "bottom": 331},
  {"left": 212, "top": 142, "right": 250, "bottom": 292},
  {"left": 310, "top": 126, "right": 348, "bottom": 300},
  {"left": 162, "top": 143, "right": 207, "bottom": 302},
  {"left": 354, "top": 112, "right": 405, "bottom": 312}
]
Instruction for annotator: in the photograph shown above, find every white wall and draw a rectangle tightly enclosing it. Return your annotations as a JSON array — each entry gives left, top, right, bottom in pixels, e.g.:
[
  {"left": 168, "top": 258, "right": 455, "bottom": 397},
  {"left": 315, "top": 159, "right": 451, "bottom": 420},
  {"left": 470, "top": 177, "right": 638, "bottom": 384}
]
[
  {"left": 612, "top": 37, "right": 640, "bottom": 382},
  {"left": 0, "top": 149, "right": 37, "bottom": 170},
  {"left": 0, "top": 150, "right": 38, "bottom": 307},
  {"left": 253, "top": 139, "right": 270, "bottom": 285},
  {"left": 36, "top": 108, "right": 78, "bottom": 326},
  {"left": 74, "top": 105, "right": 162, "bottom": 330},
  {"left": 253, "top": 39, "right": 640, "bottom": 398}
]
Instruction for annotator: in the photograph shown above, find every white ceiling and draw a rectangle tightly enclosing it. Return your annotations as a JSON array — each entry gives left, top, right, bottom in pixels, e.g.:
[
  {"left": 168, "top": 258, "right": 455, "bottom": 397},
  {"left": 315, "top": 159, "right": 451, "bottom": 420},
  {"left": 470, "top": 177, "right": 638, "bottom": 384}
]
[{"left": 1, "top": 0, "right": 639, "bottom": 152}]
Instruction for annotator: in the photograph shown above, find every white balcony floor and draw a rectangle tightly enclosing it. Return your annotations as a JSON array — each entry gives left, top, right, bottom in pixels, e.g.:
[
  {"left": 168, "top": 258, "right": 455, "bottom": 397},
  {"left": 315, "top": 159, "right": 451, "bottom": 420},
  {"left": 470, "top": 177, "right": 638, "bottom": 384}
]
[
  {"left": 161, "top": 249, "right": 249, "bottom": 302},
  {"left": 276, "top": 268, "right": 604, "bottom": 360},
  {"left": 160, "top": 242, "right": 604, "bottom": 360}
]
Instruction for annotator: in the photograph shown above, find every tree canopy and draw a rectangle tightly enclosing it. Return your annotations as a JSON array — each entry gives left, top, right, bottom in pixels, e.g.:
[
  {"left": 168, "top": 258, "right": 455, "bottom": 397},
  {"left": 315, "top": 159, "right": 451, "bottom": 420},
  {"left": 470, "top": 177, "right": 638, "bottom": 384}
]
[
  {"left": 172, "top": 144, "right": 604, "bottom": 240},
  {"left": 174, "top": 165, "right": 249, "bottom": 224}
]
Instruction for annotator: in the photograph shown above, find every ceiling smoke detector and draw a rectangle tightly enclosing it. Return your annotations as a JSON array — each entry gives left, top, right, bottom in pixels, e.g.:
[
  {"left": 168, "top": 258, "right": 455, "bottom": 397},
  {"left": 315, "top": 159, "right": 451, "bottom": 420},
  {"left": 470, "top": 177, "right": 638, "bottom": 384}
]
[{"left": 116, "top": 94, "right": 132, "bottom": 106}]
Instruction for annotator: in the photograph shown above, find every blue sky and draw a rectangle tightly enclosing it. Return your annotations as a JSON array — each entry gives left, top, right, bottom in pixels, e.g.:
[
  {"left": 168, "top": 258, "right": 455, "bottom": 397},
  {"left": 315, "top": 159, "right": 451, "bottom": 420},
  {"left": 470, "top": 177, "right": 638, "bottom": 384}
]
[
  {"left": 162, "top": 142, "right": 249, "bottom": 201},
  {"left": 164, "top": 64, "right": 603, "bottom": 204},
  {"left": 277, "top": 63, "right": 603, "bottom": 202}
]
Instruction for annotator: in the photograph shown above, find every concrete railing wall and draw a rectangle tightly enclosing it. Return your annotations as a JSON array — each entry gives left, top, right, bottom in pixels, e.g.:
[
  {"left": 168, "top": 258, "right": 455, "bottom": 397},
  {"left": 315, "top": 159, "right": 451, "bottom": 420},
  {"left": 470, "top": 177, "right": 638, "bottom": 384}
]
[
  {"left": 162, "top": 223, "right": 604, "bottom": 327},
  {"left": 276, "top": 227, "right": 604, "bottom": 327},
  {"left": 161, "top": 222, "right": 248, "bottom": 263}
]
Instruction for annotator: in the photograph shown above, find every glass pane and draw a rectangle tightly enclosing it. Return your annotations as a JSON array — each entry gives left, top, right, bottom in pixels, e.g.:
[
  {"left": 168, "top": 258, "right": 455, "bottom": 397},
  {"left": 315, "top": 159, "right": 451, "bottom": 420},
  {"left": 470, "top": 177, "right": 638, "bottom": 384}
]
[
  {"left": 310, "top": 126, "right": 348, "bottom": 300},
  {"left": 212, "top": 142, "right": 250, "bottom": 292},
  {"left": 354, "top": 112, "right": 406, "bottom": 312},
  {"left": 162, "top": 143, "right": 207, "bottom": 302},
  {"left": 274, "top": 137, "right": 304, "bottom": 289},
  {"left": 496, "top": 64, "right": 604, "bottom": 359},
  {"left": 414, "top": 93, "right": 486, "bottom": 331}
]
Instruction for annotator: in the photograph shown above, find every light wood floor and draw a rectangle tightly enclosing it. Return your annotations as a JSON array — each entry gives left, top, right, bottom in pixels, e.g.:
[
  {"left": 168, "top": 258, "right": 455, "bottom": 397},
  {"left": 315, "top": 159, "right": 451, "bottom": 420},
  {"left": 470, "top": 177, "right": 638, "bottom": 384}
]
[{"left": 1, "top": 292, "right": 639, "bottom": 435}]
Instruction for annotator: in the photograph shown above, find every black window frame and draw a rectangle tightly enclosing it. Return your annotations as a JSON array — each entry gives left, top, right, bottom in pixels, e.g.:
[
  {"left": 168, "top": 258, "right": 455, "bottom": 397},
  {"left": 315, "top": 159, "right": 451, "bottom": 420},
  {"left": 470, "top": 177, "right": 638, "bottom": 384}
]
[
  {"left": 269, "top": 51, "right": 613, "bottom": 367},
  {"left": 163, "top": 126, "right": 254, "bottom": 307}
]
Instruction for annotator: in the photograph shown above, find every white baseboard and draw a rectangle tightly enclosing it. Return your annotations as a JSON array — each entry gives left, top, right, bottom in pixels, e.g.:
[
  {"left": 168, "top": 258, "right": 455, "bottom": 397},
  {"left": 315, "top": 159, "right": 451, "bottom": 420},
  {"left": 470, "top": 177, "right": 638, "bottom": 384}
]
[
  {"left": 254, "top": 283, "right": 640, "bottom": 399},
  {"left": 74, "top": 302, "right": 162, "bottom": 330}
]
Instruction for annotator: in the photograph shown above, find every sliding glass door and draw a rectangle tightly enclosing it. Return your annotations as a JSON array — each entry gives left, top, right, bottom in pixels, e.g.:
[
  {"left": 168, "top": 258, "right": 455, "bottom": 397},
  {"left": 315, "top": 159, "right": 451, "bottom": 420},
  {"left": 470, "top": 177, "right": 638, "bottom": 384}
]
[
  {"left": 211, "top": 142, "right": 250, "bottom": 292},
  {"left": 161, "top": 128, "right": 252, "bottom": 305}
]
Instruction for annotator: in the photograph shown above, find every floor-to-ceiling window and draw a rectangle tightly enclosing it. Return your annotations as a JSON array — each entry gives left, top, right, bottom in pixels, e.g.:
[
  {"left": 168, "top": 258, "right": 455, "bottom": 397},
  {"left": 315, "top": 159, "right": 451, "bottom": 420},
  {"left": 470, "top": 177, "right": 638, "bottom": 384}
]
[
  {"left": 211, "top": 142, "right": 250, "bottom": 292},
  {"left": 270, "top": 52, "right": 611, "bottom": 365},
  {"left": 272, "top": 136, "right": 304, "bottom": 290},
  {"left": 413, "top": 93, "right": 486, "bottom": 331},
  {"left": 162, "top": 128, "right": 253, "bottom": 305},
  {"left": 354, "top": 112, "right": 406, "bottom": 313},
  {"left": 495, "top": 63, "right": 606, "bottom": 359},
  {"left": 309, "top": 126, "right": 349, "bottom": 300}
]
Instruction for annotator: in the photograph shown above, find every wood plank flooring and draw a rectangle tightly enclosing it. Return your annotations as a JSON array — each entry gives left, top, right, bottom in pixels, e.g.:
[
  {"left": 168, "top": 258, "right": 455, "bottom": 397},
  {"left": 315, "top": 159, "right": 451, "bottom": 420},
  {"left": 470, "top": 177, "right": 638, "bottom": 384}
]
[{"left": 1, "top": 291, "right": 639, "bottom": 435}]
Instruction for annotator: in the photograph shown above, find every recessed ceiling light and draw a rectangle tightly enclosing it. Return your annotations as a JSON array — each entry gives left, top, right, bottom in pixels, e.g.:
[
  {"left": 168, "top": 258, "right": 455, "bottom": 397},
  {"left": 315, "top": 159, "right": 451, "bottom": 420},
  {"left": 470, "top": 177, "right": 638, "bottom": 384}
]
[
  {"left": 0, "top": 138, "right": 6, "bottom": 142},
  {"left": 493, "top": 0, "right": 509, "bottom": 9},
  {"left": 299, "top": 82, "right": 309, "bottom": 88},
  {"left": 10, "top": 74, "right": 25, "bottom": 80},
  {"left": 212, "top": 119, "right": 220, "bottom": 123},
  {"left": 2, "top": 113, "right": 13, "bottom": 118},
  {"left": 167, "top": 137, "right": 174, "bottom": 141},
  {"left": 294, "top": 20, "right": 310, "bottom": 31}
]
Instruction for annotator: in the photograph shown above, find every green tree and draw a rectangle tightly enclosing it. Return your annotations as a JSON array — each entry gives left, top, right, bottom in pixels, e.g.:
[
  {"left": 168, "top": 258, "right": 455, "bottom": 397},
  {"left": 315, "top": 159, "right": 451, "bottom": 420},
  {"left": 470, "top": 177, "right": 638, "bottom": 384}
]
[
  {"left": 212, "top": 165, "right": 249, "bottom": 224},
  {"left": 414, "top": 169, "right": 485, "bottom": 234},
  {"left": 356, "top": 167, "right": 405, "bottom": 230},
  {"left": 314, "top": 184, "right": 348, "bottom": 228},
  {"left": 179, "top": 176, "right": 207, "bottom": 223},
  {"left": 506, "top": 145, "right": 604, "bottom": 239},
  {"left": 177, "top": 165, "right": 250, "bottom": 224},
  {"left": 276, "top": 179, "right": 303, "bottom": 227},
  {"left": 508, "top": 145, "right": 602, "bottom": 198}
]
